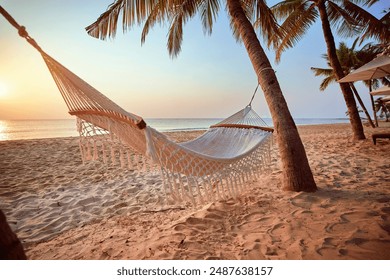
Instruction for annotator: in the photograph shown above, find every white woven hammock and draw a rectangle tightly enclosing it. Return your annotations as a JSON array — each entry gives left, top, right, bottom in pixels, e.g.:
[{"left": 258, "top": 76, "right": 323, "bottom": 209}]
[
  {"left": 41, "top": 53, "right": 274, "bottom": 206},
  {"left": 43, "top": 51, "right": 274, "bottom": 206},
  {"left": 0, "top": 6, "right": 274, "bottom": 208}
]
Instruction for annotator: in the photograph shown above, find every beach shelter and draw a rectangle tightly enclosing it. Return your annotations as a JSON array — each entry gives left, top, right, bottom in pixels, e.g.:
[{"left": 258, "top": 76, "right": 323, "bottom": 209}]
[
  {"left": 338, "top": 54, "right": 390, "bottom": 126},
  {"left": 370, "top": 85, "right": 390, "bottom": 96},
  {"left": 370, "top": 86, "right": 390, "bottom": 119},
  {"left": 382, "top": 96, "right": 390, "bottom": 104},
  {"left": 338, "top": 54, "right": 390, "bottom": 83}
]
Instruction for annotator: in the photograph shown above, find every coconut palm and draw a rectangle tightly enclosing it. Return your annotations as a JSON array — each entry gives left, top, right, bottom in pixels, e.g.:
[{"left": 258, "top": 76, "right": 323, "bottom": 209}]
[
  {"left": 86, "top": 0, "right": 317, "bottom": 192},
  {"left": 311, "top": 40, "right": 380, "bottom": 128},
  {"left": 375, "top": 97, "right": 390, "bottom": 121},
  {"left": 270, "top": 0, "right": 389, "bottom": 140}
]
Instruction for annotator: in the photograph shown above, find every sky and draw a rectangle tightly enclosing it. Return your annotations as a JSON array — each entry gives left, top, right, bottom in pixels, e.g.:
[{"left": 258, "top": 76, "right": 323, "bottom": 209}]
[{"left": 0, "top": 0, "right": 388, "bottom": 120}]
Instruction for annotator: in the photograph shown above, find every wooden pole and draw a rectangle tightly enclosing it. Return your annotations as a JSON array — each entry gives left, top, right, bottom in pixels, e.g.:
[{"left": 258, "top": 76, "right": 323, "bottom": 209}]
[{"left": 369, "top": 81, "right": 379, "bottom": 127}]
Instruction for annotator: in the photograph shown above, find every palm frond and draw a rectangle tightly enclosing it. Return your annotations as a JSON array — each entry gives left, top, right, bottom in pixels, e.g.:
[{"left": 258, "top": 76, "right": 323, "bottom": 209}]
[
  {"left": 358, "top": 0, "right": 381, "bottom": 8},
  {"left": 86, "top": 0, "right": 125, "bottom": 39},
  {"left": 166, "top": 0, "right": 200, "bottom": 57},
  {"left": 167, "top": 14, "right": 184, "bottom": 58},
  {"left": 271, "top": 0, "right": 305, "bottom": 20},
  {"left": 310, "top": 66, "right": 335, "bottom": 91},
  {"left": 252, "top": 0, "right": 283, "bottom": 49},
  {"left": 319, "top": 75, "right": 336, "bottom": 91},
  {"left": 200, "top": 0, "right": 220, "bottom": 35},
  {"left": 310, "top": 67, "right": 334, "bottom": 77},
  {"left": 274, "top": 2, "right": 318, "bottom": 62},
  {"left": 86, "top": 0, "right": 160, "bottom": 39},
  {"left": 239, "top": 0, "right": 256, "bottom": 22},
  {"left": 350, "top": 37, "right": 359, "bottom": 50},
  {"left": 141, "top": 0, "right": 171, "bottom": 44},
  {"left": 343, "top": 1, "right": 390, "bottom": 43},
  {"left": 326, "top": 1, "right": 360, "bottom": 38}
]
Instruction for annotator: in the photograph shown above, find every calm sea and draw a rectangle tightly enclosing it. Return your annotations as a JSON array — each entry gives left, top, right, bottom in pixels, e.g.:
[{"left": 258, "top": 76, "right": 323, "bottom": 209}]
[{"left": 0, "top": 118, "right": 349, "bottom": 141}]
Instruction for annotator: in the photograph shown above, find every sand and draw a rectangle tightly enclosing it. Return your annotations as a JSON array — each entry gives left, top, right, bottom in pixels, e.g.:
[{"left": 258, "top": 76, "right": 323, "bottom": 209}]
[{"left": 0, "top": 123, "right": 389, "bottom": 260}]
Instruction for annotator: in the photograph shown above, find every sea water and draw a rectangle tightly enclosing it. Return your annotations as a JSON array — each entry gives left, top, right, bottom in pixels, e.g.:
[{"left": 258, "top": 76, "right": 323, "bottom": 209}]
[{"left": 0, "top": 118, "right": 349, "bottom": 141}]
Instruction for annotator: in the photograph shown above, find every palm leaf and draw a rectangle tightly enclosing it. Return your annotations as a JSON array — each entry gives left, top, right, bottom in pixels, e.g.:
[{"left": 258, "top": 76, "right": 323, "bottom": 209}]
[
  {"left": 326, "top": 1, "right": 360, "bottom": 38},
  {"left": 86, "top": 0, "right": 124, "bottom": 39},
  {"left": 273, "top": 2, "right": 318, "bottom": 62},
  {"left": 141, "top": 0, "right": 172, "bottom": 44},
  {"left": 320, "top": 75, "right": 336, "bottom": 91},
  {"left": 167, "top": 14, "right": 184, "bottom": 57},
  {"left": 86, "top": 0, "right": 157, "bottom": 39},
  {"left": 311, "top": 67, "right": 333, "bottom": 77},
  {"left": 252, "top": 0, "right": 283, "bottom": 48},
  {"left": 165, "top": 0, "right": 200, "bottom": 57},
  {"left": 199, "top": 0, "right": 220, "bottom": 35},
  {"left": 310, "top": 66, "right": 335, "bottom": 90},
  {"left": 343, "top": 1, "right": 390, "bottom": 43},
  {"left": 271, "top": 0, "right": 304, "bottom": 19}
]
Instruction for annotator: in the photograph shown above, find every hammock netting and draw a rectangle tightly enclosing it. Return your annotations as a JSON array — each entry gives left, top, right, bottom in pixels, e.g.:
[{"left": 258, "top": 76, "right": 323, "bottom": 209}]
[
  {"left": 1, "top": 6, "right": 274, "bottom": 207},
  {"left": 43, "top": 50, "right": 274, "bottom": 206}
]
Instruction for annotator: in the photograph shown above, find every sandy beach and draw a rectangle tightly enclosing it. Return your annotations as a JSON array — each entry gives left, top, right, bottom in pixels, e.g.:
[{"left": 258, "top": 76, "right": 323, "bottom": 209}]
[{"left": 0, "top": 123, "right": 389, "bottom": 260}]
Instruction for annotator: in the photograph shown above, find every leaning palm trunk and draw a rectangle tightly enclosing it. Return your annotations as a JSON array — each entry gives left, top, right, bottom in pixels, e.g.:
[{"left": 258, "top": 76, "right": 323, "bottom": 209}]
[
  {"left": 227, "top": 0, "right": 316, "bottom": 192},
  {"left": 350, "top": 83, "right": 375, "bottom": 128},
  {"left": 0, "top": 210, "right": 27, "bottom": 260},
  {"left": 317, "top": 0, "right": 365, "bottom": 140}
]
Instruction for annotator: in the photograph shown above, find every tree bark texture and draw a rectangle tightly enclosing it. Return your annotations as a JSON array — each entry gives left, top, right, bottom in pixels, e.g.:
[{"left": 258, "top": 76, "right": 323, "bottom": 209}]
[
  {"left": 317, "top": 0, "right": 365, "bottom": 140},
  {"left": 226, "top": 0, "right": 317, "bottom": 192}
]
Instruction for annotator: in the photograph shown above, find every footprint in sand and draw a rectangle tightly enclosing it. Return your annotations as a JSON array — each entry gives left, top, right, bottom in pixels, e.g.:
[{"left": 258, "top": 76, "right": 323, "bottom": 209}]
[
  {"left": 291, "top": 209, "right": 313, "bottom": 217},
  {"left": 316, "top": 238, "right": 340, "bottom": 259},
  {"left": 325, "top": 212, "right": 362, "bottom": 234},
  {"left": 289, "top": 193, "right": 320, "bottom": 209},
  {"left": 265, "top": 222, "right": 292, "bottom": 245},
  {"left": 237, "top": 216, "right": 274, "bottom": 236}
]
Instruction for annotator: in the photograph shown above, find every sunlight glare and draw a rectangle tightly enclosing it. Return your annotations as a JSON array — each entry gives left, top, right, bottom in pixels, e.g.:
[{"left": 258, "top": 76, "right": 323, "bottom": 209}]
[
  {"left": 0, "top": 121, "right": 8, "bottom": 141},
  {"left": 0, "top": 82, "right": 8, "bottom": 97}
]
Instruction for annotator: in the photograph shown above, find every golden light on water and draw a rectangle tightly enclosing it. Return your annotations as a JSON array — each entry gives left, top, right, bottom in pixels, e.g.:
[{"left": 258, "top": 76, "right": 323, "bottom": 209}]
[{"left": 0, "top": 121, "right": 8, "bottom": 141}]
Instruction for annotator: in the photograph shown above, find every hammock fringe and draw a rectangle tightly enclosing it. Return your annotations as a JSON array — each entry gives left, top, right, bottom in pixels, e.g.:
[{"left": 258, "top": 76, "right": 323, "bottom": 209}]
[{"left": 77, "top": 117, "right": 273, "bottom": 207}]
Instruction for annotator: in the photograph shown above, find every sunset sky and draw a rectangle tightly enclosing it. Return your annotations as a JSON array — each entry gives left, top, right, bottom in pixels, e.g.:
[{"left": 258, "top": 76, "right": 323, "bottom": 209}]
[{"left": 0, "top": 0, "right": 388, "bottom": 120}]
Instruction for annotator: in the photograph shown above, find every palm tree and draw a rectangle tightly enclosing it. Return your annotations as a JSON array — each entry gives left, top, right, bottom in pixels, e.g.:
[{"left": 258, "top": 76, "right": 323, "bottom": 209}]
[
  {"left": 86, "top": 0, "right": 317, "bottom": 192},
  {"left": 271, "top": 0, "right": 389, "bottom": 140},
  {"left": 311, "top": 40, "right": 378, "bottom": 128},
  {"left": 0, "top": 209, "right": 27, "bottom": 259},
  {"left": 375, "top": 97, "right": 390, "bottom": 121}
]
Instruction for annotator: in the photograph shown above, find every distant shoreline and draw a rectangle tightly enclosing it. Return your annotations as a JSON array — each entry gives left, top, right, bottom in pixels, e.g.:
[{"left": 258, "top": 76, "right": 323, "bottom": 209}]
[{"left": 0, "top": 118, "right": 353, "bottom": 141}]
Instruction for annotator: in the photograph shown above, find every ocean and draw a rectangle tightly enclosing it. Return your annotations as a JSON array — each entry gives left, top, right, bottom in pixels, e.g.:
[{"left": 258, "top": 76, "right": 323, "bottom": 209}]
[{"left": 0, "top": 118, "right": 349, "bottom": 141}]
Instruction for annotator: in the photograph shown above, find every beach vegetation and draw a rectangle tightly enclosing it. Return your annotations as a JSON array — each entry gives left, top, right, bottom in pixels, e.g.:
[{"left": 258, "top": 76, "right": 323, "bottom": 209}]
[
  {"left": 375, "top": 97, "right": 390, "bottom": 121},
  {"left": 270, "top": 0, "right": 389, "bottom": 140},
  {"left": 86, "top": 0, "right": 317, "bottom": 192},
  {"left": 312, "top": 40, "right": 389, "bottom": 127},
  {"left": 310, "top": 39, "right": 388, "bottom": 127}
]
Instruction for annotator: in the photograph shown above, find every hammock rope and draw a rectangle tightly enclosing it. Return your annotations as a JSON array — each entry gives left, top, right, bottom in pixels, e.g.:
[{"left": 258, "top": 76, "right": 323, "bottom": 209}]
[{"left": 1, "top": 6, "right": 274, "bottom": 207}]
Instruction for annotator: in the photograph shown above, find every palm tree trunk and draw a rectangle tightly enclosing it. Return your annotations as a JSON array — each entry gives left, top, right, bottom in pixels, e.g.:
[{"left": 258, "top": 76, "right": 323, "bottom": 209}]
[
  {"left": 317, "top": 0, "right": 365, "bottom": 140},
  {"left": 226, "top": 0, "right": 316, "bottom": 192},
  {"left": 350, "top": 83, "right": 375, "bottom": 128},
  {"left": 0, "top": 210, "right": 27, "bottom": 260}
]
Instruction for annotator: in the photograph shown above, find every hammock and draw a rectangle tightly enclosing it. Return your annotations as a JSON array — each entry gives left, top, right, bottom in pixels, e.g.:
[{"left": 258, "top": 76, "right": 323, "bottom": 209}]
[{"left": 1, "top": 6, "right": 274, "bottom": 206}]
